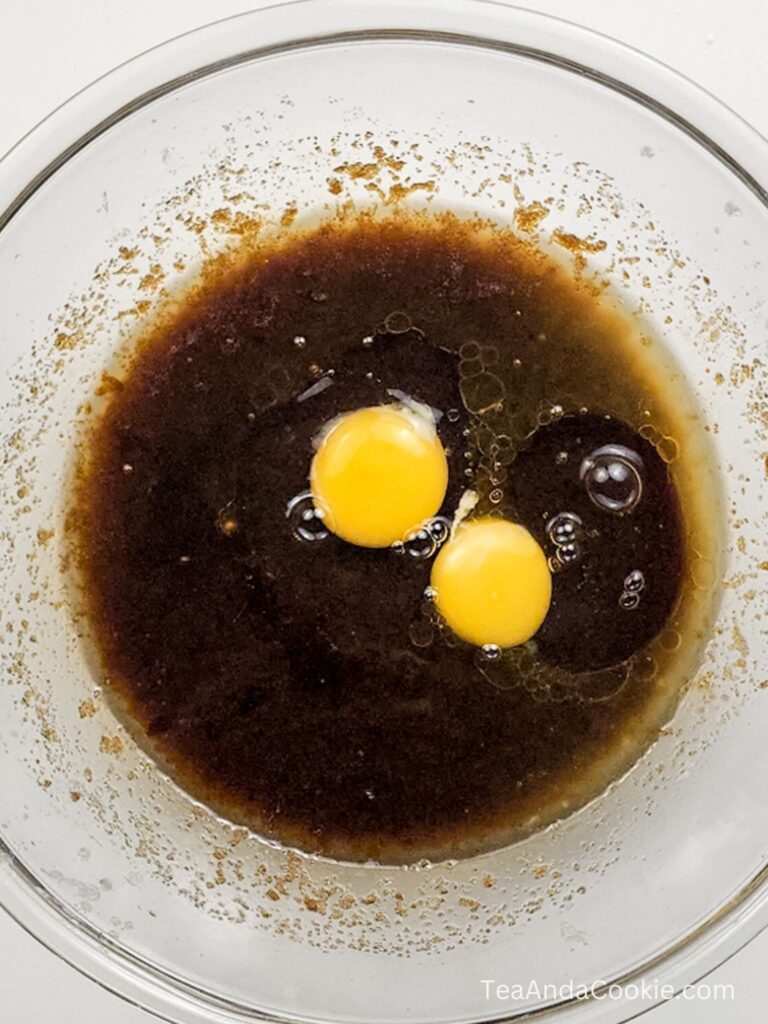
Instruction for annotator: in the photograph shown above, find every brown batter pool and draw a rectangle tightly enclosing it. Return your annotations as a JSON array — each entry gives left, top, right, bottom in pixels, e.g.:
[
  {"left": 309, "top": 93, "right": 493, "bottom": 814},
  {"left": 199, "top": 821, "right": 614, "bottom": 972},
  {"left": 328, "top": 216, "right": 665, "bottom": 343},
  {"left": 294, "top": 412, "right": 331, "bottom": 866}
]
[{"left": 71, "top": 212, "right": 717, "bottom": 862}]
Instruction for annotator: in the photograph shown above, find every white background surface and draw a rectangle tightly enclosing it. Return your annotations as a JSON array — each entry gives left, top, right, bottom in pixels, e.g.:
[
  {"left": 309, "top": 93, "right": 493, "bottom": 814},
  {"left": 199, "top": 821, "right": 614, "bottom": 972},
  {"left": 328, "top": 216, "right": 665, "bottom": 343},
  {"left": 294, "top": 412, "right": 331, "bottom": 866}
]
[{"left": 0, "top": 1, "right": 765, "bottom": 1021}]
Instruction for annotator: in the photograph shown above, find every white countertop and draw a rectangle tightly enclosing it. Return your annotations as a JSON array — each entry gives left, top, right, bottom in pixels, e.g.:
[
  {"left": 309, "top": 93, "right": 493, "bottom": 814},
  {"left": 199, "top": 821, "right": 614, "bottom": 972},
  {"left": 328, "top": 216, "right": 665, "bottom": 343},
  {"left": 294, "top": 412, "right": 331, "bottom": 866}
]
[{"left": 1, "top": 0, "right": 765, "bottom": 1021}]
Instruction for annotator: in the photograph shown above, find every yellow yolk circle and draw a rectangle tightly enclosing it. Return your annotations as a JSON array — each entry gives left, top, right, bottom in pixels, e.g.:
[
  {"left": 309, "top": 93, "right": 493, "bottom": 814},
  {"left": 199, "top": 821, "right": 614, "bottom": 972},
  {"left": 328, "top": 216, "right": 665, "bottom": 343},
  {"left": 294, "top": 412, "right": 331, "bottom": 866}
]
[
  {"left": 430, "top": 518, "right": 552, "bottom": 648},
  {"left": 310, "top": 405, "right": 448, "bottom": 548}
]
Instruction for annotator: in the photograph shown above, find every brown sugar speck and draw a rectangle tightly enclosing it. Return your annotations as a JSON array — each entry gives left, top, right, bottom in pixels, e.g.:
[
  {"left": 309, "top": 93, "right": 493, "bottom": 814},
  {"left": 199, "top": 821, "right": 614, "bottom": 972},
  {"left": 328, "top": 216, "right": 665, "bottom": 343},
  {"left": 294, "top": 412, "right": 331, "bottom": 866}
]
[
  {"left": 552, "top": 228, "right": 607, "bottom": 254},
  {"left": 69, "top": 791, "right": 81, "bottom": 802},
  {"left": 327, "top": 177, "right": 343, "bottom": 195},
  {"left": 514, "top": 201, "right": 549, "bottom": 233},
  {"left": 100, "top": 735, "right": 124, "bottom": 755},
  {"left": 333, "top": 161, "right": 380, "bottom": 181},
  {"left": 280, "top": 204, "right": 298, "bottom": 228},
  {"left": 54, "top": 332, "right": 79, "bottom": 351},
  {"left": 139, "top": 264, "right": 166, "bottom": 293},
  {"left": 78, "top": 699, "right": 97, "bottom": 719},
  {"left": 36, "top": 528, "right": 54, "bottom": 547},
  {"left": 459, "top": 897, "right": 480, "bottom": 911}
]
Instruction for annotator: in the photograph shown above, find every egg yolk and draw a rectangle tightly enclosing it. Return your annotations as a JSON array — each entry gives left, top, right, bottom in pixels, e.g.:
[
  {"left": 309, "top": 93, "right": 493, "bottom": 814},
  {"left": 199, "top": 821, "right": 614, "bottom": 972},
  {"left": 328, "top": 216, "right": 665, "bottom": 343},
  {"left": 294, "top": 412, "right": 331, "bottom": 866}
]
[
  {"left": 310, "top": 405, "right": 449, "bottom": 548},
  {"left": 430, "top": 518, "right": 552, "bottom": 648}
]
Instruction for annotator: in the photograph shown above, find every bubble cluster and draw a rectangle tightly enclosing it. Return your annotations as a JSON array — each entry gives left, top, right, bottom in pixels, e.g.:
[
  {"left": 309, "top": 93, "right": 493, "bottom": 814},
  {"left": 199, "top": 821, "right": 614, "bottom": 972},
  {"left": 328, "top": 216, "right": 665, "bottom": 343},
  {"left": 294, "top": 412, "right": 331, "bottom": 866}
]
[
  {"left": 619, "top": 569, "right": 645, "bottom": 610},
  {"left": 286, "top": 492, "right": 329, "bottom": 543},
  {"left": 399, "top": 516, "right": 453, "bottom": 561},
  {"left": 624, "top": 569, "right": 645, "bottom": 593},
  {"left": 580, "top": 444, "right": 644, "bottom": 514},
  {"left": 546, "top": 511, "right": 584, "bottom": 571}
]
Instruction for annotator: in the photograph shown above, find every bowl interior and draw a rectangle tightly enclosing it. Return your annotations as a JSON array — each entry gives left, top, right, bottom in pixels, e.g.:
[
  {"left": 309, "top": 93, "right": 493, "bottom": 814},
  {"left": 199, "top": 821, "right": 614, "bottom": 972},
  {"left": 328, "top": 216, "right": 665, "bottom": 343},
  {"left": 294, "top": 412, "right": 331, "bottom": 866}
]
[{"left": 0, "top": 15, "right": 767, "bottom": 1024}]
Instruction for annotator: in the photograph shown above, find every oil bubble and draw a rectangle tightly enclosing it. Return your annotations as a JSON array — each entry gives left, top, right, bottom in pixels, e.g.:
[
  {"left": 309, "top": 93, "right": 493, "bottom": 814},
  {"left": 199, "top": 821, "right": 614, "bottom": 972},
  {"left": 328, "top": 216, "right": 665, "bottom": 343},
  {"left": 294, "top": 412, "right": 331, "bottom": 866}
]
[
  {"left": 384, "top": 310, "right": 412, "bottom": 334},
  {"left": 489, "top": 488, "right": 504, "bottom": 504},
  {"left": 624, "top": 569, "right": 645, "bottom": 593},
  {"left": 361, "top": 335, "right": 374, "bottom": 348},
  {"left": 657, "top": 435, "right": 680, "bottom": 464},
  {"left": 459, "top": 342, "right": 480, "bottom": 360},
  {"left": 446, "top": 408, "right": 460, "bottom": 423},
  {"left": 619, "top": 591, "right": 640, "bottom": 610},
  {"left": 690, "top": 556, "right": 717, "bottom": 589},
  {"left": 580, "top": 444, "right": 644, "bottom": 514},
  {"left": 286, "top": 492, "right": 329, "bottom": 543},
  {"left": 459, "top": 357, "right": 483, "bottom": 379},
  {"left": 555, "top": 450, "right": 568, "bottom": 466},
  {"left": 409, "top": 620, "right": 434, "bottom": 648},
  {"left": 658, "top": 628, "right": 681, "bottom": 653},
  {"left": 459, "top": 371, "right": 505, "bottom": 415},
  {"left": 292, "top": 335, "right": 307, "bottom": 348},
  {"left": 494, "top": 435, "right": 516, "bottom": 465}
]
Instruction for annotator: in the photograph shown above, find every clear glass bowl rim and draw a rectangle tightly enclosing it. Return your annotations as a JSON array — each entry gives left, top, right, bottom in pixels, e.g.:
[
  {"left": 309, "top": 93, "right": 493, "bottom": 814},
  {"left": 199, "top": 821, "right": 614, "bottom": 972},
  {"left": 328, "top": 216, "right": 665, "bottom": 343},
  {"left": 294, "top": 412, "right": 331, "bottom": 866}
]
[{"left": 0, "top": 2, "right": 767, "bottom": 1022}]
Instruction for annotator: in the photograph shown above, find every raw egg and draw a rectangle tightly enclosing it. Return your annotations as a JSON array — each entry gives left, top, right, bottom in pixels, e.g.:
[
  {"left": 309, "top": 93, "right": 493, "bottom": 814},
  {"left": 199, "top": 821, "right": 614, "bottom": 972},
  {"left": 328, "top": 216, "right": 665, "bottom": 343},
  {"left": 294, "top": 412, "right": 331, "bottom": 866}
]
[
  {"left": 431, "top": 518, "right": 552, "bottom": 648},
  {"left": 310, "top": 403, "right": 448, "bottom": 548}
]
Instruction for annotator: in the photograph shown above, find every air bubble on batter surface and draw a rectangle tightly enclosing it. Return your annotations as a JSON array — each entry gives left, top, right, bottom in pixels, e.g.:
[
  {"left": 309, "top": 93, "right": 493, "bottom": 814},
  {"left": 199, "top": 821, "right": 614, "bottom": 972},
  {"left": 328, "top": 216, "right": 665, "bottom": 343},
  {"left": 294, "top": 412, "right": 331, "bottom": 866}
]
[
  {"left": 546, "top": 512, "right": 584, "bottom": 572},
  {"left": 286, "top": 492, "right": 329, "bottom": 543},
  {"left": 580, "top": 444, "right": 645, "bottom": 514}
]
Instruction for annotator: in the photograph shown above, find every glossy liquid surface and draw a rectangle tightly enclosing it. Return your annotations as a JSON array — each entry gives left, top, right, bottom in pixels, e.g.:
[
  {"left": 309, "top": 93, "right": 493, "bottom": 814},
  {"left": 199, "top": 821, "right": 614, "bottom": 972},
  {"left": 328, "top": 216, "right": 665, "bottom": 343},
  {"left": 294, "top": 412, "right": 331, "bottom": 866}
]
[{"left": 73, "top": 215, "right": 715, "bottom": 862}]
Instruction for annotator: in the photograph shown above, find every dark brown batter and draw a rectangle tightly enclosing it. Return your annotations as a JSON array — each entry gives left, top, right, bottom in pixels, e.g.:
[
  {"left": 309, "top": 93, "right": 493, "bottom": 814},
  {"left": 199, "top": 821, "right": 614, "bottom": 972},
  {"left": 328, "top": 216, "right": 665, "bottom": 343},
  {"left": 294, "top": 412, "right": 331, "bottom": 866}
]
[{"left": 72, "top": 213, "right": 702, "bottom": 862}]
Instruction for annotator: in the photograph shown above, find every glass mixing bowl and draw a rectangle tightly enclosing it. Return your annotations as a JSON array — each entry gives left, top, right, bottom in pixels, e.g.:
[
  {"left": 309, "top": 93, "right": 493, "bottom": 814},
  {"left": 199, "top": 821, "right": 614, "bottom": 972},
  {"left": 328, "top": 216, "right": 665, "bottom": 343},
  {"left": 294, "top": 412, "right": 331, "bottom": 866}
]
[{"left": 1, "top": 2, "right": 766, "bottom": 1022}]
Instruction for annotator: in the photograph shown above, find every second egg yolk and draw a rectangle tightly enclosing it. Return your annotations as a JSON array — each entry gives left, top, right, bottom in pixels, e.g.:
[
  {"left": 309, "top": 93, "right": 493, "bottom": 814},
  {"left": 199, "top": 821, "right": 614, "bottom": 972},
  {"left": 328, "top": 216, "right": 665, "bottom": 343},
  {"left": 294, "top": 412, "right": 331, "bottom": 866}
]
[
  {"left": 310, "top": 405, "right": 448, "bottom": 548},
  {"left": 430, "top": 518, "right": 552, "bottom": 648}
]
